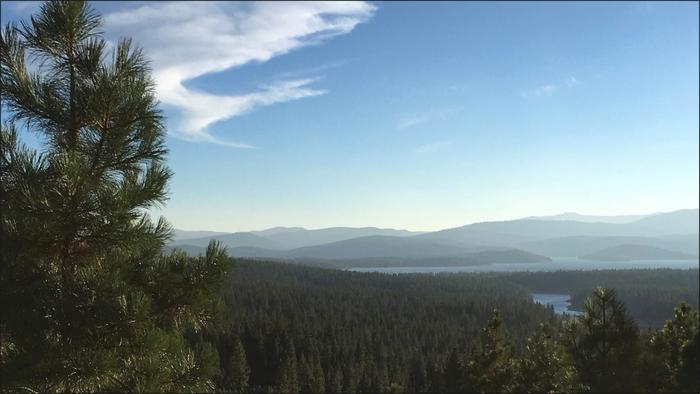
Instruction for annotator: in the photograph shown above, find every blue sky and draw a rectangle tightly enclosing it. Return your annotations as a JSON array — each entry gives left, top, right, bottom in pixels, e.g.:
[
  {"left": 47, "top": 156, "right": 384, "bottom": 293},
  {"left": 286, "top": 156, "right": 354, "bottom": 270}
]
[{"left": 2, "top": 1, "right": 698, "bottom": 231}]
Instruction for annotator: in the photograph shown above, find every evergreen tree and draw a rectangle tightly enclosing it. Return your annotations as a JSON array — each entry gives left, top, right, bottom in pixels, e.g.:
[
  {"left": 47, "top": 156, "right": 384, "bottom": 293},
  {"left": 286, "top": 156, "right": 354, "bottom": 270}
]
[
  {"left": 465, "top": 309, "right": 516, "bottom": 393},
  {"left": 561, "top": 287, "right": 639, "bottom": 392},
  {"left": 275, "top": 339, "right": 299, "bottom": 393},
  {"left": 443, "top": 348, "right": 463, "bottom": 392},
  {"left": 298, "top": 353, "right": 313, "bottom": 393},
  {"left": 341, "top": 363, "right": 358, "bottom": 394},
  {"left": 328, "top": 366, "right": 343, "bottom": 394},
  {"left": 642, "top": 303, "right": 699, "bottom": 392},
  {"left": 223, "top": 335, "right": 250, "bottom": 393},
  {"left": 408, "top": 354, "right": 428, "bottom": 393},
  {"left": 0, "top": 1, "right": 227, "bottom": 391},
  {"left": 309, "top": 349, "right": 326, "bottom": 393},
  {"left": 374, "top": 355, "right": 390, "bottom": 393},
  {"left": 515, "top": 323, "right": 583, "bottom": 393}
]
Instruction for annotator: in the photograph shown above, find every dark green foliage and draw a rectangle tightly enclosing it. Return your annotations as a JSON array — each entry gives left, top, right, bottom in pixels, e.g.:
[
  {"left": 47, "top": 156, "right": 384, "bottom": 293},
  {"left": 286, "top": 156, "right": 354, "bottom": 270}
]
[
  {"left": 504, "top": 269, "right": 699, "bottom": 327},
  {"left": 464, "top": 310, "right": 516, "bottom": 393},
  {"left": 514, "top": 323, "right": 582, "bottom": 393},
  {"left": 640, "top": 303, "right": 699, "bottom": 392},
  {"left": 211, "top": 261, "right": 556, "bottom": 392},
  {"left": 299, "top": 349, "right": 326, "bottom": 394},
  {"left": 443, "top": 348, "right": 463, "bottom": 393},
  {"left": 0, "top": 1, "right": 227, "bottom": 391},
  {"left": 561, "top": 287, "right": 639, "bottom": 392},
  {"left": 207, "top": 262, "right": 698, "bottom": 393},
  {"left": 222, "top": 335, "right": 250, "bottom": 393},
  {"left": 276, "top": 339, "right": 300, "bottom": 393}
]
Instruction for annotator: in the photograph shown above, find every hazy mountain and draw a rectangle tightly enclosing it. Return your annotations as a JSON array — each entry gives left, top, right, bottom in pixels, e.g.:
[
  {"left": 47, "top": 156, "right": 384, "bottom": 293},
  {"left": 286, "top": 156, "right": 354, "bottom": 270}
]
[
  {"left": 519, "top": 235, "right": 699, "bottom": 257},
  {"left": 228, "top": 246, "right": 287, "bottom": 259},
  {"left": 174, "top": 232, "right": 284, "bottom": 250},
  {"left": 165, "top": 244, "right": 207, "bottom": 256},
  {"left": 416, "top": 219, "right": 652, "bottom": 247},
  {"left": 250, "top": 227, "right": 305, "bottom": 236},
  {"left": 224, "top": 235, "right": 488, "bottom": 260},
  {"left": 580, "top": 244, "right": 698, "bottom": 261},
  {"left": 630, "top": 209, "right": 699, "bottom": 234},
  {"left": 169, "top": 209, "right": 697, "bottom": 261},
  {"left": 527, "top": 212, "right": 650, "bottom": 224},
  {"left": 285, "top": 235, "right": 470, "bottom": 260},
  {"left": 171, "top": 229, "right": 228, "bottom": 242},
  {"left": 292, "top": 249, "right": 551, "bottom": 268},
  {"left": 657, "top": 234, "right": 700, "bottom": 254},
  {"left": 417, "top": 209, "right": 698, "bottom": 247},
  {"left": 262, "top": 227, "right": 425, "bottom": 249},
  {"left": 171, "top": 226, "right": 425, "bottom": 250},
  {"left": 227, "top": 244, "right": 550, "bottom": 267}
]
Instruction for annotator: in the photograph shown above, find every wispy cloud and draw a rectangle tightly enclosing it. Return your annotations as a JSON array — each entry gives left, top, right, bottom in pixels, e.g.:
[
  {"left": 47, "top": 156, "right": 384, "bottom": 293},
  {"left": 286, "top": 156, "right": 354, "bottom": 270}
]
[
  {"left": 521, "top": 76, "right": 579, "bottom": 98},
  {"left": 103, "top": 2, "right": 376, "bottom": 147},
  {"left": 397, "top": 113, "right": 433, "bottom": 130},
  {"left": 415, "top": 140, "right": 451, "bottom": 155},
  {"left": 396, "top": 108, "right": 456, "bottom": 130}
]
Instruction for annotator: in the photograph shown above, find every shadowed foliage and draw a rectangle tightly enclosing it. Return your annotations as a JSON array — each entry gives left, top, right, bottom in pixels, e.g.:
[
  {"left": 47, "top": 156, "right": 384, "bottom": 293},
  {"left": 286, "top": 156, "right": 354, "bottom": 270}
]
[{"left": 1, "top": 1, "right": 227, "bottom": 391}]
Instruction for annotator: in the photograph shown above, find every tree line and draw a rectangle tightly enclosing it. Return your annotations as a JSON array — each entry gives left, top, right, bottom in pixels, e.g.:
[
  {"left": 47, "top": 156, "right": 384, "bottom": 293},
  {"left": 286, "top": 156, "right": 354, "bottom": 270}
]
[
  {"left": 501, "top": 269, "right": 699, "bottom": 327},
  {"left": 203, "top": 260, "right": 699, "bottom": 393}
]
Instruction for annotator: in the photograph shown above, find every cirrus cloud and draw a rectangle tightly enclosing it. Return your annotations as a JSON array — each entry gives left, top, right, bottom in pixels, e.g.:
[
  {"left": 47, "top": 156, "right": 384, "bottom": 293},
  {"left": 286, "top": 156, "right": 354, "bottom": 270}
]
[
  {"left": 520, "top": 76, "right": 579, "bottom": 99},
  {"left": 103, "top": 1, "right": 376, "bottom": 147}
]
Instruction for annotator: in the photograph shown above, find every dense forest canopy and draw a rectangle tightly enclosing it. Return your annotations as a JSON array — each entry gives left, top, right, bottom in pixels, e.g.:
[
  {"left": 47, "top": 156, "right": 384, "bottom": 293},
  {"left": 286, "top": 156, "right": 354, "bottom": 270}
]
[
  {"left": 202, "top": 260, "right": 699, "bottom": 393},
  {"left": 502, "top": 269, "right": 699, "bottom": 327}
]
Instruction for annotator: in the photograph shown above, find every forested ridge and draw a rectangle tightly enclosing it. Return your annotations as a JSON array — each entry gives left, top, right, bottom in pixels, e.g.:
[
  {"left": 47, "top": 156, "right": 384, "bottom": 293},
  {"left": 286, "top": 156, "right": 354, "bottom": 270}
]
[
  {"left": 198, "top": 260, "right": 699, "bottom": 393},
  {"left": 502, "top": 269, "right": 699, "bottom": 327}
]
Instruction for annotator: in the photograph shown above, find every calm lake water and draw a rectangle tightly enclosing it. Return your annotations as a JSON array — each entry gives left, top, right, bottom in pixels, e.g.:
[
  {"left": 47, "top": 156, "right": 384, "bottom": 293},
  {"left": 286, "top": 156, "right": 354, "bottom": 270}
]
[
  {"left": 532, "top": 293, "right": 582, "bottom": 316},
  {"left": 348, "top": 258, "right": 699, "bottom": 274}
]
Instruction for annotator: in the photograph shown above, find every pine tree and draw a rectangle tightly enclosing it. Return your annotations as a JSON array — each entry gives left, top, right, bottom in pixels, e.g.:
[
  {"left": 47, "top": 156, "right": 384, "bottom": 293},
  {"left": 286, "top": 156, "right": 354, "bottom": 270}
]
[
  {"left": 298, "top": 353, "right": 312, "bottom": 393},
  {"left": 0, "top": 1, "right": 228, "bottom": 391},
  {"left": 408, "top": 354, "right": 427, "bottom": 393},
  {"left": 443, "top": 348, "right": 463, "bottom": 392},
  {"left": 275, "top": 339, "right": 300, "bottom": 393},
  {"left": 313, "top": 353, "right": 326, "bottom": 393},
  {"left": 561, "top": 287, "right": 639, "bottom": 392},
  {"left": 341, "top": 363, "right": 358, "bottom": 394},
  {"left": 328, "top": 366, "right": 343, "bottom": 394},
  {"left": 464, "top": 309, "right": 516, "bottom": 393},
  {"left": 515, "top": 323, "right": 583, "bottom": 392},
  {"left": 642, "top": 303, "right": 699, "bottom": 392},
  {"left": 297, "top": 351, "right": 325, "bottom": 394},
  {"left": 374, "top": 355, "right": 389, "bottom": 393},
  {"left": 223, "top": 335, "right": 250, "bottom": 393}
]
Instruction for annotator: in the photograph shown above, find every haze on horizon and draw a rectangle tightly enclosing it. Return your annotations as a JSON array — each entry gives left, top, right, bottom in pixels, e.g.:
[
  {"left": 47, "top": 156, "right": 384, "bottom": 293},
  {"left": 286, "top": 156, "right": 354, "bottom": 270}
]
[{"left": 2, "top": 1, "right": 698, "bottom": 233}]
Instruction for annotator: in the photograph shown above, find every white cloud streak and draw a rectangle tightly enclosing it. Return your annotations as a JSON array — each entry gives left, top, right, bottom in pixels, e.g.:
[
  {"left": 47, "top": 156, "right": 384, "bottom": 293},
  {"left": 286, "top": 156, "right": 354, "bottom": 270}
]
[
  {"left": 396, "top": 108, "right": 456, "bottom": 130},
  {"left": 397, "top": 113, "right": 433, "bottom": 130},
  {"left": 103, "top": 1, "right": 376, "bottom": 147},
  {"left": 521, "top": 76, "right": 579, "bottom": 98},
  {"left": 415, "top": 140, "right": 451, "bottom": 155}
]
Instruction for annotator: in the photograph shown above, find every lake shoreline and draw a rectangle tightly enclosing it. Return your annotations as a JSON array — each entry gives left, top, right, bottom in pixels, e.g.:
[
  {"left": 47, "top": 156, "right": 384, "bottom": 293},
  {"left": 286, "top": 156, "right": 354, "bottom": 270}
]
[{"left": 347, "top": 258, "right": 699, "bottom": 274}]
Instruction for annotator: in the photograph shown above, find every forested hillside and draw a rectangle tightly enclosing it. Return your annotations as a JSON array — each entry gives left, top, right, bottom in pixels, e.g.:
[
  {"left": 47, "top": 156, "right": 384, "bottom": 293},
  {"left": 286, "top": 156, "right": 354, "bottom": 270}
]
[
  {"left": 200, "top": 260, "right": 699, "bottom": 393},
  {"left": 503, "top": 269, "right": 699, "bottom": 327}
]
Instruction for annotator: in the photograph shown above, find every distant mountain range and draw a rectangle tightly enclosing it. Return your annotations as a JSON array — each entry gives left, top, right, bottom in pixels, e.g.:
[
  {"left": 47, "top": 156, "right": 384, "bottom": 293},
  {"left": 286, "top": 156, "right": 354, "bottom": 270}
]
[
  {"left": 580, "top": 244, "right": 698, "bottom": 262},
  {"left": 526, "top": 212, "right": 651, "bottom": 224},
  {"left": 168, "top": 209, "right": 699, "bottom": 266}
]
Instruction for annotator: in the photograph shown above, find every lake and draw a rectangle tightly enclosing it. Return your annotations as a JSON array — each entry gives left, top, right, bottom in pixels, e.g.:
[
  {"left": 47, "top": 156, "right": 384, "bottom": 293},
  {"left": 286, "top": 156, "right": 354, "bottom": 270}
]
[
  {"left": 532, "top": 293, "right": 583, "bottom": 316},
  {"left": 348, "top": 258, "right": 699, "bottom": 274}
]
